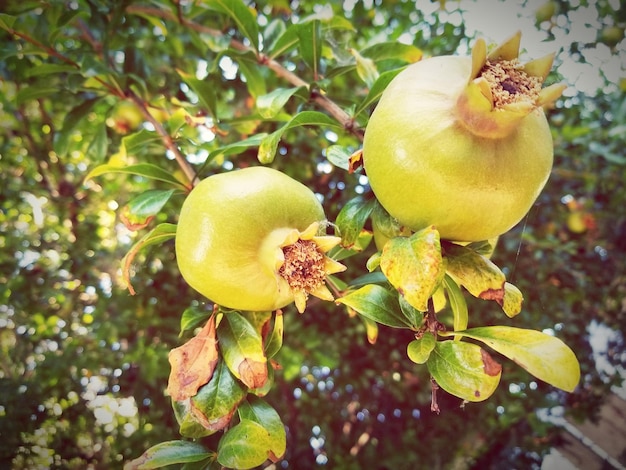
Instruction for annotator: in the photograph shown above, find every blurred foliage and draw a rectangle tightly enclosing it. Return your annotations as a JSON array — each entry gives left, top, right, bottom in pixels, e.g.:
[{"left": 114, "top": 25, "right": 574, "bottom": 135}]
[{"left": 1, "top": 0, "right": 625, "bottom": 469}]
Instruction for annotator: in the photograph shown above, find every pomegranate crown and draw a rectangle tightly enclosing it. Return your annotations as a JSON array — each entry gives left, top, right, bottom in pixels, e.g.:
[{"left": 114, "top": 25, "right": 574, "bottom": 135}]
[{"left": 457, "top": 31, "right": 566, "bottom": 139}]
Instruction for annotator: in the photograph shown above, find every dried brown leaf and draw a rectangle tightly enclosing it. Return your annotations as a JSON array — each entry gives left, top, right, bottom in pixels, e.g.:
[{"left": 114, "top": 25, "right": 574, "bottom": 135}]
[{"left": 167, "top": 316, "right": 219, "bottom": 401}]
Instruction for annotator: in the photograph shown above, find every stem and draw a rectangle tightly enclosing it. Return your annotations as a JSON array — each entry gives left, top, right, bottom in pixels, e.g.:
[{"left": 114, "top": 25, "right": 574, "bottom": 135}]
[{"left": 127, "top": 93, "right": 197, "bottom": 190}]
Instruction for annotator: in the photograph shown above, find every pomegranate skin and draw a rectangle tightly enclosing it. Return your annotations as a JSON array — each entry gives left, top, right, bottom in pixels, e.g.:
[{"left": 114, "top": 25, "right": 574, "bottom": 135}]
[{"left": 363, "top": 35, "right": 559, "bottom": 242}]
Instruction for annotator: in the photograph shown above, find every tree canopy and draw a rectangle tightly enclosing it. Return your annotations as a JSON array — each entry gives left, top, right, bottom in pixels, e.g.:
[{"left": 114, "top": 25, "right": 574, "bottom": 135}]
[{"left": 1, "top": 0, "right": 625, "bottom": 469}]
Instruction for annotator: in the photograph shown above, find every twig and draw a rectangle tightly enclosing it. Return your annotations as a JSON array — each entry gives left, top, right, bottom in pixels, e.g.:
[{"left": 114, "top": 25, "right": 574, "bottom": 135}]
[
  {"left": 127, "top": 93, "right": 197, "bottom": 189},
  {"left": 125, "top": 5, "right": 363, "bottom": 140}
]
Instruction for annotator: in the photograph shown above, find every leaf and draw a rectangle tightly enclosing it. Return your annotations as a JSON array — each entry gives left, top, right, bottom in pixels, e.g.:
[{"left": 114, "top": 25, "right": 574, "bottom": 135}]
[
  {"left": 24, "top": 63, "right": 79, "bottom": 78},
  {"left": 443, "top": 275, "right": 468, "bottom": 336},
  {"left": 257, "top": 111, "right": 342, "bottom": 164},
  {"left": 264, "top": 311, "right": 284, "bottom": 359},
  {"left": 217, "top": 420, "right": 273, "bottom": 469},
  {"left": 335, "top": 197, "right": 376, "bottom": 249},
  {"left": 15, "top": 87, "right": 60, "bottom": 105},
  {"left": 54, "top": 97, "right": 100, "bottom": 157},
  {"left": 174, "top": 359, "right": 247, "bottom": 438},
  {"left": 325, "top": 145, "right": 353, "bottom": 170},
  {"left": 398, "top": 295, "right": 423, "bottom": 329},
  {"left": 407, "top": 333, "right": 436, "bottom": 364},
  {"left": 120, "top": 223, "right": 177, "bottom": 295},
  {"left": 427, "top": 341, "right": 502, "bottom": 402},
  {"left": 498, "top": 282, "right": 524, "bottom": 318},
  {"left": 206, "top": 0, "right": 260, "bottom": 52},
  {"left": 218, "top": 312, "right": 268, "bottom": 390},
  {"left": 123, "top": 129, "right": 165, "bottom": 155},
  {"left": 380, "top": 227, "right": 446, "bottom": 312},
  {"left": 256, "top": 87, "right": 304, "bottom": 119},
  {"left": 443, "top": 242, "right": 506, "bottom": 302},
  {"left": 328, "top": 229, "right": 373, "bottom": 261},
  {"left": 350, "top": 48, "right": 379, "bottom": 88},
  {"left": 337, "top": 284, "right": 414, "bottom": 329},
  {"left": 297, "top": 20, "right": 321, "bottom": 78},
  {"left": 207, "top": 133, "right": 268, "bottom": 162},
  {"left": 86, "top": 122, "right": 109, "bottom": 161},
  {"left": 361, "top": 42, "right": 423, "bottom": 63},
  {"left": 238, "top": 57, "right": 266, "bottom": 98},
  {"left": 238, "top": 396, "right": 286, "bottom": 461},
  {"left": 440, "top": 326, "right": 580, "bottom": 392},
  {"left": 167, "top": 316, "right": 219, "bottom": 402},
  {"left": 268, "top": 23, "right": 300, "bottom": 59},
  {"left": 0, "top": 13, "right": 17, "bottom": 31},
  {"left": 84, "top": 163, "right": 188, "bottom": 189},
  {"left": 177, "top": 70, "right": 217, "bottom": 119},
  {"left": 124, "top": 440, "right": 213, "bottom": 470},
  {"left": 354, "top": 68, "right": 403, "bottom": 118},
  {"left": 180, "top": 307, "right": 213, "bottom": 336},
  {"left": 125, "top": 189, "right": 176, "bottom": 218},
  {"left": 361, "top": 315, "right": 379, "bottom": 344}
]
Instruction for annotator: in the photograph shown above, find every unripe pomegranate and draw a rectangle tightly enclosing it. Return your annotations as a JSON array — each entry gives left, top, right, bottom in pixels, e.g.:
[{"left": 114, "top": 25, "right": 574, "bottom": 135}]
[
  {"left": 175, "top": 167, "right": 345, "bottom": 312},
  {"left": 363, "top": 32, "right": 566, "bottom": 242}
]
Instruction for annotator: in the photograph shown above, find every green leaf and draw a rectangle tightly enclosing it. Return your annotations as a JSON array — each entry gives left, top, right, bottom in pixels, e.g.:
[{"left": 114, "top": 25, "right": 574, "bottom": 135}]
[
  {"left": 328, "top": 229, "right": 373, "bottom": 261},
  {"left": 238, "top": 57, "right": 266, "bottom": 98},
  {"left": 177, "top": 70, "right": 217, "bottom": 119},
  {"left": 126, "top": 189, "right": 176, "bottom": 218},
  {"left": 125, "top": 440, "right": 213, "bottom": 470},
  {"left": 175, "top": 359, "right": 247, "bottom": 438},
  {"left": 24, "top": 63, "right": 79, "bottom": 78},
  {"left": 335, "top": 197, "right": 376, "bottom": 249},
  {"left": 407, "top": 333, "right": 436, "bottom": 364},
  {"left": 122, "top": 129, "right": 165, "bottom": 155},
  {"left": 398, "top": 295, "right": 423, "bottom": 329},
  {"left": 325, "top": 145, "right": 353, "bottom": 170},
  {"left": 443, "top": 275, "right": 468, "bottom": 335},
  {"left": 499, "top": 282, "right": 523, "bottom": 318},
  {"left": 84, "top": 163, "right": 188, "bottom": 189},
  {"left": 238, "top": 396, "right": 286, "bottom": 461},
  {"left": 440, "top": 326, "right": 580, "bottom": 392},
  {"left": 264, "top": 311, "right": 284, "bottom": 359},
  {"left": 297, "top": 20, "right": 322, "bottom": 78},
  {"left": 54, "top": 97, "right": 100, "bottom": 157},
  {"left": 206, "top": 0, "right": 260, "bottom": 52},
  {"left": 371, "top": 200, "right": 409, "bottom": 249},
  {"left": 217, "top": 419, "right": 273, "bottom": 469},
  {"left": 120, "top": 223, "right": 177, "bottom": 295},
  {"left": 86, "top": 122, "right": 109, "bottom": 161},
  {"left": 350, "top": 48, "right": 379, "bottom": 88},
  {"left": 361, "top": 42, "right": 423, "bottom": 63},
  {"left": 337, "top": 284, "right": 414, "bottom": 329},
  {"left": 180, "top": 307, "right": 213, "bottom": 336},
  {"left": 348, "top": 271, "right": 388, "bottom": 288},
  {"left": 15, "top": 86, "right": 61, "bottom": 105},
  {"left": 218, "top": 312, "right": 268, "bottom": 390},
  {"left": 380, "top": 227, "right": 446, "bottom": 312},
  {"left": 256, "top": 87, "right": 304, "bottom": 119},
  {"left": 354, "top": 68, "right": 403, "bottom": 118},
  {"left": 443, "top": 242, "right": 505, "bottom": 302},
  {"left": 207, "top": 133, "right": 268, "bottom": 162},
  {"left": 427, "top": 341, "right": 502, "bottom": 402},
  {"left": 257, "top": 111, "right": 341, "bottom": 164},
  {"left": 268, "top": 23, "right": 300, "bottom": 59},
  {"left": 0, "top": 13, "right": 17, "bottom": 31}
]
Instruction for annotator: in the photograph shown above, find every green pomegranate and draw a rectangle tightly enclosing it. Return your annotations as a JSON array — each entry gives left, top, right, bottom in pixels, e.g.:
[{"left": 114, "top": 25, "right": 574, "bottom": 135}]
[
  {"left": 175, "top": 166, "right": 345, "bottom": 312},
  {"left": 363, "top": 32, "right": 565, "bottom": 242}
]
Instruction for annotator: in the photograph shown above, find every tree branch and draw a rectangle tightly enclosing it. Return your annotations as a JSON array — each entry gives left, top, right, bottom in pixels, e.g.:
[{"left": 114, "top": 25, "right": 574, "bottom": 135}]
[{"left": 125, "top": 5, "right": 363, "bottom": 140}]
